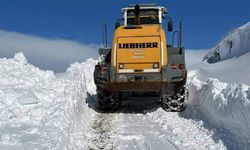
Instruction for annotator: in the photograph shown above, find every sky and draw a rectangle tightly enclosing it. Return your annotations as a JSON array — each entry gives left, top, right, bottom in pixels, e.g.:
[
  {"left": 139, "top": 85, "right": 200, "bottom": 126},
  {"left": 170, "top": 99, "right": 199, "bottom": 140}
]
[
  {"left": 0, "top": 0, "right": 249, "bottom": 49},
  {"left": 0, "top": 0, "right": 249, "bottom": 72}
]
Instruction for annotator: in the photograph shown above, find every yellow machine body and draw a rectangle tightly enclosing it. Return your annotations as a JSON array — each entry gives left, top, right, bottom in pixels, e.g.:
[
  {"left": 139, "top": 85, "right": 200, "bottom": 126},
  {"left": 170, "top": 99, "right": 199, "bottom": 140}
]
[{"left": 112, "top": 25, "right": 167, "bottom": 74}]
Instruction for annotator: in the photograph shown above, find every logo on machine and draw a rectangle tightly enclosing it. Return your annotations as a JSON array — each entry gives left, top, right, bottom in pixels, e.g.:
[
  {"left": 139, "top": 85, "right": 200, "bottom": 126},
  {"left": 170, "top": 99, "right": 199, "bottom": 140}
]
[{"left": 119, "top": 42, "right": 158, "bottom": 49}]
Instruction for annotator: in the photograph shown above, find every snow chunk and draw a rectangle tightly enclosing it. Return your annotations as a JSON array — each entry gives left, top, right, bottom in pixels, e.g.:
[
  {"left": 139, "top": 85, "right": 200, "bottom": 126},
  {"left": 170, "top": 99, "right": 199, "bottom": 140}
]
[
  {"left": 17, "top": 90, "right": 38, "bottom": 105},
  {"left": 0, "top": 134, "right": 11, "bottom": 143},
  {"left": 14, "top": 52, "right": 27, "bottom": 65}
]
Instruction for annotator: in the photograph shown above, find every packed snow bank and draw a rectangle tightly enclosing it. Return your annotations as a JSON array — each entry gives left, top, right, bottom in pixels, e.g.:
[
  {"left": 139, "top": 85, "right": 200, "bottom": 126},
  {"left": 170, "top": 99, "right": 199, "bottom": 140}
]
[
  {"left": 187, "top": 73, "right": 250, "bottom": 149},
  {"left": 0, "top": 53, "right": 94, "bottom": 149},
  {"left": 203, "top": 22, "right": 250, "bottom": 63}
]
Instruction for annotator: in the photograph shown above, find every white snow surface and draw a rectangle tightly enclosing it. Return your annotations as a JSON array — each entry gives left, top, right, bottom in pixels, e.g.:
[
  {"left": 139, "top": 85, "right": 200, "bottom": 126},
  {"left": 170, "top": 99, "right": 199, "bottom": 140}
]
[{"left": 0, "top": 53, "right": 227, "bottom": 150}]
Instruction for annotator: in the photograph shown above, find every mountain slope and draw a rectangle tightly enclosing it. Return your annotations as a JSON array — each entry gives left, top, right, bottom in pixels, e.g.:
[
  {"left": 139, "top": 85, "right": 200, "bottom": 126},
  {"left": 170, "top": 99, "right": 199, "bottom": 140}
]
[
  {"left": 203, "top": 22, "right": 250, "bottom": 63},
  {"left": 190, "top": 22, "right": 250, "bottom": 85}
]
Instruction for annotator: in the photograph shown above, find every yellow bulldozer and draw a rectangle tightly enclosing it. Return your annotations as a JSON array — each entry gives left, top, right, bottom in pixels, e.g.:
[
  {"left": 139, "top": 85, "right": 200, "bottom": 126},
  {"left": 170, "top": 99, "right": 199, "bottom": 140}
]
[{"left": 94, "top": 4, "right": 188, "bottom": 111}]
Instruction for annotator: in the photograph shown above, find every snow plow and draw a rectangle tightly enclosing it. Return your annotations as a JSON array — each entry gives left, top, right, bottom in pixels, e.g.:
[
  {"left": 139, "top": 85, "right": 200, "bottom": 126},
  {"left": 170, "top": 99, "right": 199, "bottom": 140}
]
[{"left": 94, "top": 4, "right": 188, "bottom": 111}]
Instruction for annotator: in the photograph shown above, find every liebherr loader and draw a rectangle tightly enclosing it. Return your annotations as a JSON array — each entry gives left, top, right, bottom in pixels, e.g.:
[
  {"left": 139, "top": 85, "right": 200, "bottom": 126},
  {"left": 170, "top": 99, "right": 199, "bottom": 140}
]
[{"left": 94, "top": 4, "right": 188, "bottom": 111}]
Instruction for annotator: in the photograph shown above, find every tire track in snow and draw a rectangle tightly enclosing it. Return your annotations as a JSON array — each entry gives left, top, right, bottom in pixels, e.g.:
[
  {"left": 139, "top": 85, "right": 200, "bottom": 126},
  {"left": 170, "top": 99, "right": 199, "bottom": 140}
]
[
  {"left": 88, "top": 113, "right": 116, "bottom": 150},
  {"left": 85, "top": 94, "right": 118, "bottom": 150}
]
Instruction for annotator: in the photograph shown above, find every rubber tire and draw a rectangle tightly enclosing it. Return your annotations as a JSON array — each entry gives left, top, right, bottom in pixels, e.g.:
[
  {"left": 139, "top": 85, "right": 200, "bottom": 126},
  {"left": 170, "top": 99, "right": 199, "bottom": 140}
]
[{"left": 97, "top": 91, "right": 120, "bottom": 112}]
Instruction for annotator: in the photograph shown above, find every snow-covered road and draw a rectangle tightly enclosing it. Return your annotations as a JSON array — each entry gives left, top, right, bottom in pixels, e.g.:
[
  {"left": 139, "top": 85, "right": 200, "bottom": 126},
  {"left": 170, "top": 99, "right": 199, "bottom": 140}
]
[
  {"left": 83, "top": 58, "right": 225, "bottom": 149},
  {"left": 87, "top": 95, "right": 182, "bottom": 150},
  {"left": 85, "top": 71, "right": 226, "bottom": 150}
]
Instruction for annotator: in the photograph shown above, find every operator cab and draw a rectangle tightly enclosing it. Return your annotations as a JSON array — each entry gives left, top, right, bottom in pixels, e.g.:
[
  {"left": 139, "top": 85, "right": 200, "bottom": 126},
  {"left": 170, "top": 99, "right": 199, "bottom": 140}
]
[{"left": 122, "top": 4, "right": 167, "bottom": 25}]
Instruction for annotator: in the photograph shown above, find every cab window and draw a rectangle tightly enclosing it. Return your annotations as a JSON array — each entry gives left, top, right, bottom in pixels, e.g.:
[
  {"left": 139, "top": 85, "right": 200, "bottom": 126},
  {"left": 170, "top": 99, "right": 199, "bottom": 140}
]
[{"left": 127, "top": 9, "right": 159, "bottom": 25}]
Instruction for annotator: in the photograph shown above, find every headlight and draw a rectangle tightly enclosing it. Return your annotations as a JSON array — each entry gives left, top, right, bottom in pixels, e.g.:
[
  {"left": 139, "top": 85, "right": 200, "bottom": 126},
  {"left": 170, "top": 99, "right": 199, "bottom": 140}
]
[
  {"left": 119, "top": 64, "right": 124, "bottom": 69},
  {"left": 153, "top": 63, "right": 159, "bottom": 69}
]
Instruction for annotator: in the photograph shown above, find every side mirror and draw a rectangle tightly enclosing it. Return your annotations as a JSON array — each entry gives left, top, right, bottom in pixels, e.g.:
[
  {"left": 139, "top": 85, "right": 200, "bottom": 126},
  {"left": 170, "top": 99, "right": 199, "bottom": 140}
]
[
  {"left": 167, "top": 18, "right": 173, "bottom": 32},
  {"left": 115, "top": 22, "right": 120, "bottom": 29}
]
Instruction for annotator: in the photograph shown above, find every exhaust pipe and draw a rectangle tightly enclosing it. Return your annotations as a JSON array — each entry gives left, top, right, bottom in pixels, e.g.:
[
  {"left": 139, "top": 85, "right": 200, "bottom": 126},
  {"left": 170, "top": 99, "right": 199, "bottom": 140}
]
[
  {"left": 178, "top": 20, "right": 183, "bottom": 47},
  {"left": 134, "top": 4, "right": 140, "bottom": 25}
]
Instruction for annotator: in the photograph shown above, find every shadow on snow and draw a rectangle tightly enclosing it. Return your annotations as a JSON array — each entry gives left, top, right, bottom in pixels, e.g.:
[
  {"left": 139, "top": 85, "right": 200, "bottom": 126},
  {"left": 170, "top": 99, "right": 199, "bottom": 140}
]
[{"left": 86, "top": 92, "right": 160, "bottom": 114}]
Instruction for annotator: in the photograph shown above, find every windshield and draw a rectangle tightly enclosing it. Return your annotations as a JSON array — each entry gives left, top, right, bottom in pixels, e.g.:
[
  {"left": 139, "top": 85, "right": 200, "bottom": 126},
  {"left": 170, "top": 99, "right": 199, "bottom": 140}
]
[{"left": 127, "top": 9, "right": 159, "bottom": 25}]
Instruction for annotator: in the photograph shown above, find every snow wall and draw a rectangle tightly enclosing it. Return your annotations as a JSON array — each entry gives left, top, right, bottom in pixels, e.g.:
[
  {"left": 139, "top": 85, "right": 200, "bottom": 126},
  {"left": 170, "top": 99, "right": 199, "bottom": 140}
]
[
  {"left": 187, "top": 73, "right": 250, "bottom": 148},
  {"left": 0, "top": 53, "right": 96, "bottom": 149}
]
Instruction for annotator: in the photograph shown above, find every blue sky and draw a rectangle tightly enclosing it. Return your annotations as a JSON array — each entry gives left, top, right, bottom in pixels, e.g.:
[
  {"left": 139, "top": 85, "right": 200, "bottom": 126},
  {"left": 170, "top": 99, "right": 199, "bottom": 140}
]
[{"left": 0, "top": 0, "right": 249, "bottom": 49}]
